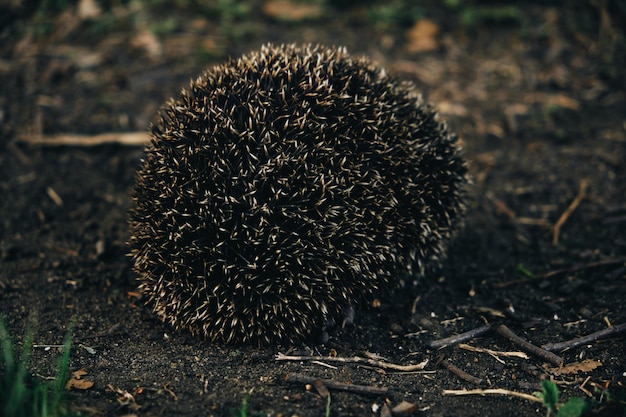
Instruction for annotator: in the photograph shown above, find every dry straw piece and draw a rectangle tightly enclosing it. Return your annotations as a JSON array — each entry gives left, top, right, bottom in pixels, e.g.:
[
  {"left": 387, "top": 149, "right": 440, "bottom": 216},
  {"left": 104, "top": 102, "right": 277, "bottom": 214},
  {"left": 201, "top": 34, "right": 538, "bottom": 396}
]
[{"left": 129, "top": 43, "right": 468, "bottom": 345}]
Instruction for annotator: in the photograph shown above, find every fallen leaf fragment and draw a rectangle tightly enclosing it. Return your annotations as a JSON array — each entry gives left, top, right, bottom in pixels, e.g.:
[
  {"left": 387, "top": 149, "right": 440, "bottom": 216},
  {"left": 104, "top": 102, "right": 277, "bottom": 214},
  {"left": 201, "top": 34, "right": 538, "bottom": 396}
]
[
  {"left": 380, "top": 402, "right": 392, "bottom": 417},
  {"left": 407, "top": 19, "right": 439, "bottom": 53},
  {"left": 544, "top": 93, "right": 580, "bottom": 111},
  {"left": 131, "top": 29, "right": 162, "bottom": 60},
  {"left": 66, "top": 369, "right": 94, "bottom": 390},
  {"left": 78, "top": 0, "right": 101, "bottom": 20},
  {"left": 391, "top": 400, "right": 418, "bottom": 416},
  {"left": 545, "top": 359, "right": 602, "bottom": 375},
  {"left": 263, "top": 0, "right": 323, "bottom": 21},
  {"left": 437, "top": 101, "right": 469, "bottom": 117},
  {"left": 313, "top": 379, "right": 329, "bottom": 397},
  {"left": 107, "top": 384, "right": 141, "bottom": 411}
]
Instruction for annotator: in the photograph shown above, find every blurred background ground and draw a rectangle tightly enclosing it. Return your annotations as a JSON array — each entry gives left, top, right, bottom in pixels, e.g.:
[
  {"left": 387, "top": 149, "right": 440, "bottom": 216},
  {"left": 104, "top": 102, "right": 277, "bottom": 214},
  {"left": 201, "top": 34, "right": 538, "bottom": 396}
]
[{"left": 1, "top": 1, "right": 625, "bottom": 416}]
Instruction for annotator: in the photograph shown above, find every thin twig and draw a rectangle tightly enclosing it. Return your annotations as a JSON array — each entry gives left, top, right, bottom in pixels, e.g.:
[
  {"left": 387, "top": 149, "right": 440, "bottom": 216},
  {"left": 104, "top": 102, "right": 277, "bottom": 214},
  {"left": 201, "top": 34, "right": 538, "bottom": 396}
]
[
  {"left": 284, "top": 373, "right": 389, "bottom": 397},
  {"left": 32, "top": 344, "right": 66, "bottom": 349},
  {"left": 542, "top": 323, "right": 626, "bottom": 352},
  {"left": 553, "top": 179, "right": 589, "bottom": 245},
  {"left": 16, "top": 132, "right": 149, "bottom": 146},
  {"left": 276, "top": 353, "right": 428, "bottom": 372},
  {"left": 439, "top": 358, "right": 485, "bottom": 386},
  {"left": 442, "top": 388, "right": 544, "bottom": 404},
  {"left": 492, "top": 257, "right": 626, "bottom": 288},
  {"left": 486, "top": 192, "right": 516, "bottom": 219},
  {"left": 311, "top": 361, "right": 338, "bottom": 369},
  {"left": 496, "top": 325, "right": 564, "bottom": 366},
  {"left": 516, "top": 217, "right": 551, "bottom": 226},
  {"left": 425, "top": 324, "right": 493, "bottom": 349},
  {"left": 163, "top": 383, "right": 178, "bottom": 401},
  {"left": 458, "top": 343, "right": 530, "bottom": 363},
  {"left": 46, "top": 187, "right": 64, "bottom": 206},
  {"left": 44, "top": 243, "right": 79, "bottom": 257},
  {"left": 579, "top": 376, "right": 593, "bottom": 397},
  {"left": 8, "top": 141, "right": 32, "bottom": 164}
]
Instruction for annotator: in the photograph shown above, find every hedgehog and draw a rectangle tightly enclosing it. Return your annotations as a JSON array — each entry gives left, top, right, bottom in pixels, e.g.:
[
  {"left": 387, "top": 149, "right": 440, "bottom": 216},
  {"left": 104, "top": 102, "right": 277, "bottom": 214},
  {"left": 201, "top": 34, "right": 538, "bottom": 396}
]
[{"left": 128, "top": 43, "right": 468, "bottom": 345}]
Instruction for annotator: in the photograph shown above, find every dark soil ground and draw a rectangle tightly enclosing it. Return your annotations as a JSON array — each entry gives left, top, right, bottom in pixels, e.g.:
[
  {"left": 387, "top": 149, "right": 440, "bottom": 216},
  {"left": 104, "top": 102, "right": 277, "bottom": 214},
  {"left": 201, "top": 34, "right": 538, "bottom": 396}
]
[{"left": 1, "top": 1, "right": 625, "bottom": 416}]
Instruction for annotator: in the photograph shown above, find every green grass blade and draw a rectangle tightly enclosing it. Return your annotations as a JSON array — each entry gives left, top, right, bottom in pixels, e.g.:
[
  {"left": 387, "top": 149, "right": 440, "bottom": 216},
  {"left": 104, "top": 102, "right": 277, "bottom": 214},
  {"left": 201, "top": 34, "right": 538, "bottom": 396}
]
[
  {"left": 325, "top": 391, "right": 332, "bottom": 417},
  {"left": 52, "top": 322, "right": 74, "bottom": 411},
  {"left": 1, "top": 317, "right": 79, "bottom": 417}
]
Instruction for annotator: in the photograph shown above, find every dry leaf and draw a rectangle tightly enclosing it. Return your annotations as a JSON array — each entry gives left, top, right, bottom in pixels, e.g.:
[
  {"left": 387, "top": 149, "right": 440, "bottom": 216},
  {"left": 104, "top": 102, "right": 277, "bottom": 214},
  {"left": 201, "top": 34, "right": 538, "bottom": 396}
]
[
  {"left": 131, "top": 29, "right": 162, "bottom": 60},
  {"left": 78, "top": 0, "right": 101, "bottom": 20},
  {"left": 545, "top": 93, "right": 580, "bottom": 111},
  {"left": 407, "top": 19, "right": 439, "bottom": 53},
  {"left": 546, "top": 359, "right": 602, "bottom": 375},
  {"left": 526, "top": 93, "right": 580, "bottom": 111},
  {"left": 52, "top": 10, "right": 81, "bottom": 40},
  {"left": 66, "top": 369, "right": 94, "bottom": 390},
  {"left": 391, "top": 400, "right": 418, "bottom": 416},
  {"left": 107, "top": 384, "right": 141, "bottom": 410},
  {"left": 263, "top": 0, "right": 323, "bottom": 22},
  {"left": 437, "top": 101, "right": 469, "bottom": 117},
  {"left": 313, "top": 379, "right": 329, "bottom": 397},
  {"left": 66, "top": 378, "right": 95, "bottom": 390},
  {"left": 380, "top": 403, "right": 392, "bottom": 417}
]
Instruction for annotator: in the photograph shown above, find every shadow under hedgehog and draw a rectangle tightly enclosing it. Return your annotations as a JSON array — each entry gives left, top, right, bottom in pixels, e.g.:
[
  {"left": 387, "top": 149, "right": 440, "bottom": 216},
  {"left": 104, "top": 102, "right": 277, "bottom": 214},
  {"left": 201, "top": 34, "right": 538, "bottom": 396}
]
[{"left": 128, "top": 43, "right": 468, "bottom": 346}]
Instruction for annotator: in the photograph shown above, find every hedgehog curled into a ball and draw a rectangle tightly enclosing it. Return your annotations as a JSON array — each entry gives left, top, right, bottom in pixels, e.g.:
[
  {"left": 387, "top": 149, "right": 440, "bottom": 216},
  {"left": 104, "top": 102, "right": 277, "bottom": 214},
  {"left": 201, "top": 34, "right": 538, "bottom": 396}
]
[{"left": 129, "top": 43, "right": 468, "bottom": 345}]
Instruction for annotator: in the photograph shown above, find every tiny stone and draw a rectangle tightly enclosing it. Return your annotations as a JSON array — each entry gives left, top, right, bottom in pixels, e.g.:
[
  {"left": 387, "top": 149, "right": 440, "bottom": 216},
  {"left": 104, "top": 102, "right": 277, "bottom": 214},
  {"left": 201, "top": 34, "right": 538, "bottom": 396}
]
[
  {"left": 95, "top": 239, "right": 106, "bottom": 257},
  {"left": 390, "top": 323, "right": 404, "bottom": 335}
]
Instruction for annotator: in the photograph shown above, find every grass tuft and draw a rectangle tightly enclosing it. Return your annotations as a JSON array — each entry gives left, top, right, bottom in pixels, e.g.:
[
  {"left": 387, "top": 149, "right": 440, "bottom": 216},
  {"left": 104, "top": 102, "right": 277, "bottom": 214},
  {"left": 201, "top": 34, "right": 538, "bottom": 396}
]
[{"left": 0, "top": 318, "right": 78, "bottom": 417}]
